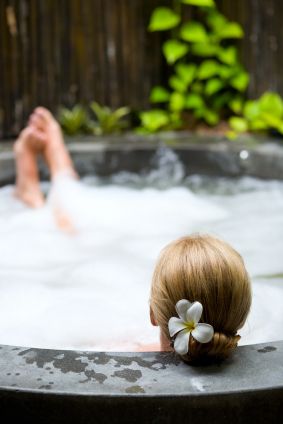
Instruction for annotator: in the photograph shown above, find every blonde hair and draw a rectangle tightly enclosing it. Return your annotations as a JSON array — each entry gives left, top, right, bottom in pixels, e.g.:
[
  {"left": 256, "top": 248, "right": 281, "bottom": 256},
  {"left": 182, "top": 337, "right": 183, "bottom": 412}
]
[{"left": 150, "top": 234, "right": 252, "bottom": 361}]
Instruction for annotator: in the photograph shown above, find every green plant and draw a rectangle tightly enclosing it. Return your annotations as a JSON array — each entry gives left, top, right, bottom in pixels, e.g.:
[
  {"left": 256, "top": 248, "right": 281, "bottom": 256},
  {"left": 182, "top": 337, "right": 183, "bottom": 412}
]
[
  {"left": 138, "top": 109, "right": 182, "bottom": 133},
  {"left": 229, "top": 92, "right": 283, "bottom": 137},
  {"left": 58, "top": 103, "right": 131, "bottom": 136},
  {"left": 89, "top": 102, "right": 130, "bottom": 135},
  {"left": 140, "top": 0, "right": 249, "bottom": 133},
  {"left": 58, "top": 105, "right": 89, "bottom": 135}
]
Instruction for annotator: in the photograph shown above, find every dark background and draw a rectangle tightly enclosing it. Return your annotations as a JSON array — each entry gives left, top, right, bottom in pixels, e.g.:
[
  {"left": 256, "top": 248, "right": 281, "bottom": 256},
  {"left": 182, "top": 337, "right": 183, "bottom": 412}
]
[{"left": 0, "top": 0, "right": 281, "bottom": 138}]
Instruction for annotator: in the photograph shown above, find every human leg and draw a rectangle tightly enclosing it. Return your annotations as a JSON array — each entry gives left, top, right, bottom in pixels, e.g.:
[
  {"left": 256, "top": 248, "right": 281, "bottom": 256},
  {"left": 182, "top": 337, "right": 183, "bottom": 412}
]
[{"left": 13, "top": 126, "right": 46, "bottom": 208}]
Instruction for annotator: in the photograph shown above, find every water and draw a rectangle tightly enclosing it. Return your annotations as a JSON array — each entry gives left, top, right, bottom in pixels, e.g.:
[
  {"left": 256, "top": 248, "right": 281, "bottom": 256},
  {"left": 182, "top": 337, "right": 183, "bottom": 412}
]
[{"left": 0, "top": 148, "right": 282, "bottom": 350}]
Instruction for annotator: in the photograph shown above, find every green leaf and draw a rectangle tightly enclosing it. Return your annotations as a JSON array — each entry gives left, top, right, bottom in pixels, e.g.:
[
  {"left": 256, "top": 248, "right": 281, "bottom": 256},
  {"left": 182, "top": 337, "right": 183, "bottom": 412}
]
[
  {"left": 230, "top": 71, "right": 249, "bottom": 92},
  {"left": 197, "top": 60, "right": 220, "bottom": 79},
  {"left": 242, "top": 93, "right": 283, "bottom": 134},
  {"left": 261, "top": 112, "right": 283, "bottom": 129},
  {"left": 170, "top": 112, "right": 183, "bottom": 129},
  {"left": 212, "top": 92, "right": 233, "bottom": 110},
  {"left": 135, "top": 127, "right": 151, "bottom": 135},
  {"left": 259, "top": 92, "right": 283, "bottom": 118},
  {"left": 203, "top": 109, "right": 219, "bottom": 125},
  {"left": 219, "top": 65, "right": 239, "bottom": 79},
  {"left": 148, "top": 7, "right": 181, "bottom": 31},
  {"left": 175, "top": 63, "right": 197, "bottom": 86},
  {"left": 139, "top": 109, "right": 170, "bottom": 132},
  {"left": 58, "top": 105, "right": 88, "bottom": 135},
  {"left": 180, "top": 22, "right": 208, "bottom": 43},
  {"left": 169, "top": 75, "right": 187, "bottom": 92},
  {"left": 150, "top": 86, "right": 171, "bottom": 103},
  {"left": 162, "top": 40, "right": 189, "bottom": 64},
  {"left": 204, "top": 78, "right": 224, "bottom": 96},
  {"left": 90, "top": 102, "right": 108, "bottom": 122},
  {"left": 182, "top": 0, "right": 215, "bottom": 6},
  {"left": 249, "top": 119, "right": 268, "bottom": 131},
  {"left": 229, "top": 96, "right": 244, "bottom": 114},
  {"left": 191, "top": 43, "right": 219, "bottom": 57},
  {"left": 194, "top": 108, "right": 205, "bottom": 119},
  {"left": 112, "top": 106, "right": 130, "bottom": 121},
  {"left": 191, "top": 81, "right": 203, "bottom": 93},
  {"left": 185, "top": 93, "right": 204, "bottom": 109},
  {"left": 229, "top": 116, "right": 248, "bottom": 132},
  {"left": 206, "top": 11, "right": 227, "bottom": 30},
  {"left": 89, "top": 102, "right": 130, "bottom": 134},
  {"left": 169, "top": 92, "right": 186, "bottom": 111},
  {"left": 276, "top": 123, "right": 283, "bottom": 135},
  {"left": 218, "top": 22, "right": 244, "bottom": 39},
  {"left": 218, "top": 46, "right": 238, "bottom": 65},
  {"left": 243, "top": 100, "right": 260, "bottom": 120}
]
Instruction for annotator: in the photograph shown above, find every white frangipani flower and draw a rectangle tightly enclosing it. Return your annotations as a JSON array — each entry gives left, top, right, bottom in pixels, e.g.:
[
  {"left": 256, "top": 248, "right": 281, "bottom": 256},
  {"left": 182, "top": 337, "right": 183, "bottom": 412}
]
[{"left": 168, "top": 299, "right": 214, "bottom": 356}]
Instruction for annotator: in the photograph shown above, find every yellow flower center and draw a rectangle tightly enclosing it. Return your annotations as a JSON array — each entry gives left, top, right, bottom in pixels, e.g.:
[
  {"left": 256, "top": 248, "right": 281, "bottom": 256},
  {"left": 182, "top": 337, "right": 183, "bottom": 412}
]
[{"left": 185, "top": 321, "right": 196, "bottom": 332}]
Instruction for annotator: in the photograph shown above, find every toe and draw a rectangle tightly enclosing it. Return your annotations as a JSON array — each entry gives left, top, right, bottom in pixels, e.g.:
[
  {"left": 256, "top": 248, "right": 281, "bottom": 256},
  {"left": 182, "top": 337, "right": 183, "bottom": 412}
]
[
  {"left": 28, "top": 126, "right": 48, "bottom": 149},
  {"left": 29, "top": 112, "right": 45, "bottom": 129},
  {"left": 34, "top": 107, "right": 56, "bottom": 124}
]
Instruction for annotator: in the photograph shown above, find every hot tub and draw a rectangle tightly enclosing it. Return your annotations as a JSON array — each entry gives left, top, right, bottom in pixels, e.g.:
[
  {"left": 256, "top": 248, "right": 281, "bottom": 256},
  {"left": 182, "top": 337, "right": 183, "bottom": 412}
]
[{"left": 0, "top": 133, "right": 283, "bottom": 423}]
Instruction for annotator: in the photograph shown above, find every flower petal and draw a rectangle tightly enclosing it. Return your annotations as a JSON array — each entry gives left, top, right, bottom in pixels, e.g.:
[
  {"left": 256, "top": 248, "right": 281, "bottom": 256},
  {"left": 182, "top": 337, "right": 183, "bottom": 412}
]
[
  {"left": 176, "top": 299, "right": 192, "bottom": 321},
  {"left": 168, "top": 317, "right": 187, "bottom": 337},
  {"left": 186, "top": 301, "right": 203, "bottom": 324},
  {"left": 192, "top": 323, "right": 214, "bottom": 344},
  {"left": 174, "top": 329, "right": 191, "bottom": 355}
]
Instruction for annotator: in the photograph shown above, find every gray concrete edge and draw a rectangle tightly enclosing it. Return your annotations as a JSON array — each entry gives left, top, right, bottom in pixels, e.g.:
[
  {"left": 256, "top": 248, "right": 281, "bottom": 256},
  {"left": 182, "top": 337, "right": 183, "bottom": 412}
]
[{"left": 0, "top": 341, "right": 283, "bottom": 397}]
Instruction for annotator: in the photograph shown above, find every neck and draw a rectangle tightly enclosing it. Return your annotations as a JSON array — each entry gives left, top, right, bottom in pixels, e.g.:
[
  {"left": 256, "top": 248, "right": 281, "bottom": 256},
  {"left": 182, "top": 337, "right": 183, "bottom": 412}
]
[{"left": 160, "top": 330, "right": 173, "bottom": 352}]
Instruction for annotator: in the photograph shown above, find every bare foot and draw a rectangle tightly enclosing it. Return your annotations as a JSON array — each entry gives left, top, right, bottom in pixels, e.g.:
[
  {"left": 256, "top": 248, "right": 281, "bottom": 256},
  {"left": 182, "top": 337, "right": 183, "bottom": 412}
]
[
  {"left": 29, "top": 107, "right": 77, "bottom": 233},
  {"left": 14, "top": 126, "right": 46, "bottom": 208},
  {"left": 29, "top": 107, "right": 77, "bottom": 180}
]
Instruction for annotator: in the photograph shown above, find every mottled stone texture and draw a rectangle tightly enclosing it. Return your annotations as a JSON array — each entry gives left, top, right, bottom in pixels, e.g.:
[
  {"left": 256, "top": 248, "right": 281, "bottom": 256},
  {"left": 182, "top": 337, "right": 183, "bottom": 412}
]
[{"left": 0, "top": 342, "right": 283, "bottom": 423}]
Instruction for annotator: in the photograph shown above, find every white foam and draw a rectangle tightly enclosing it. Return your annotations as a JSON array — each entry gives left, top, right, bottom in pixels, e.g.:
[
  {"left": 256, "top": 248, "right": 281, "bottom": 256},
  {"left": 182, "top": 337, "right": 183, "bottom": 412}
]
[{"left": 0, "top": 152, "right": 283, "bottom": 350}]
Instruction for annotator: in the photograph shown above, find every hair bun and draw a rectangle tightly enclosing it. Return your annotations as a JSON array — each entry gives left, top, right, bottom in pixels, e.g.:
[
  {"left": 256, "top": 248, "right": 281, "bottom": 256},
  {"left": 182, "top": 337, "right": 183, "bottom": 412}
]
[
  {"left": 183, "top": 332, "right": 241, "bottom": 362},
  {"left": 206, "top": 332, "right": 241, "bottom": 358}
]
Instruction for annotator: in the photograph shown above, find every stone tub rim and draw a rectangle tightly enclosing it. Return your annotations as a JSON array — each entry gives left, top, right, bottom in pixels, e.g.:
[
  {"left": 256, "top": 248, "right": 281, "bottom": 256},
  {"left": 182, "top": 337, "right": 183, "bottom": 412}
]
[
  {"left": 1, "top": 133, "right": 283, "bottom": 183},
  {"left": 1, "top": 341, "right": 283, "bottom": 396}
]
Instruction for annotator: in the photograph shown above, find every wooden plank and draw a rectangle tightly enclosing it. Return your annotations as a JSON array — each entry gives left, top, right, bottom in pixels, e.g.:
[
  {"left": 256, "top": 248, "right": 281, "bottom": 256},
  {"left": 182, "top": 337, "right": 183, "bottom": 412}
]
[
  {"left": 0, "top": 1, "right": 5, "bottom": 138},
  {"left": 18, "top": 0, "right": 30, "bottom": 127}
]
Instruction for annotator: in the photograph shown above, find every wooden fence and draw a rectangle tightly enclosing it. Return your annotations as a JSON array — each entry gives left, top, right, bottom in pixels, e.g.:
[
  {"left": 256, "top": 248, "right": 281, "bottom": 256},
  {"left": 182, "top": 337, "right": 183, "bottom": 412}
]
[{"left": 0, "top": 0, "right": 283, "bottom": 138}]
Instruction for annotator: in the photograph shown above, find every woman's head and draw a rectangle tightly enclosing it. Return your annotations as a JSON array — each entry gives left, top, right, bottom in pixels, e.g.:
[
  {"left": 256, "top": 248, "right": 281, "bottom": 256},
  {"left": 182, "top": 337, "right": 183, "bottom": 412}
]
[{"left": 150, "top": 234, "right": 252, "bottom": 361}]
